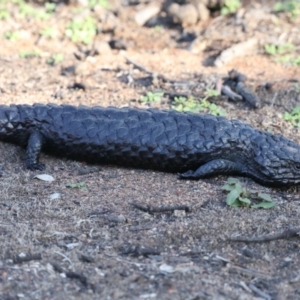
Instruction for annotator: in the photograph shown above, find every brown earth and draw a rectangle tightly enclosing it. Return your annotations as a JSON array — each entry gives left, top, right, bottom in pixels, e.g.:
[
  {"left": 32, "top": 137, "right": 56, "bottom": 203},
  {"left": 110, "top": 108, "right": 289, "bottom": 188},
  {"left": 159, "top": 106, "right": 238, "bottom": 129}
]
[{"left": 1, "top": 1, "right": 300, "bottom": 299}]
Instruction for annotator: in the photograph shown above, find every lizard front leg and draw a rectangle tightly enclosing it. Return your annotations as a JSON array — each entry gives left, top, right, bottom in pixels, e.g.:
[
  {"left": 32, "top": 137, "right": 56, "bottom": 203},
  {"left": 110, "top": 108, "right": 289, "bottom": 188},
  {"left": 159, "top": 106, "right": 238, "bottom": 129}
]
[{"left": 26, "top": 131, "right": 45, "bottom": 171}]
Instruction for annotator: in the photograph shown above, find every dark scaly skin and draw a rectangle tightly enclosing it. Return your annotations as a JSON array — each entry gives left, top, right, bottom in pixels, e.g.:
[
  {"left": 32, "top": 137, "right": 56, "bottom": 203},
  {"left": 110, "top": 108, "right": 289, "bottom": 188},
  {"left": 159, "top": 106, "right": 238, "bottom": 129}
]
[{"left": 1, "top": 104, "right": 300, "bottom": 187}]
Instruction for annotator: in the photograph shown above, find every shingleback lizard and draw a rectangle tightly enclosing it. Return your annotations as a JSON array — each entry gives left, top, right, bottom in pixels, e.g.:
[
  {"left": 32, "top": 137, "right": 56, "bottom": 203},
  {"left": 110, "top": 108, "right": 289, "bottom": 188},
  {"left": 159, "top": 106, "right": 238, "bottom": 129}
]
[{"left": 0, "top": 104, "right": 300, "bottom": 187}]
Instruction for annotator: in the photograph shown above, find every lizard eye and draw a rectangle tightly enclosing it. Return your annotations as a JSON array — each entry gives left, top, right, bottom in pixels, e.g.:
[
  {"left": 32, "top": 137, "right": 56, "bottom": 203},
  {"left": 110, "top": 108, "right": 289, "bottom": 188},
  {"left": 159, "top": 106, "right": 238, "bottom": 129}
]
[{"left": 294, "top": 163, "right": 300, "bottom": 171}]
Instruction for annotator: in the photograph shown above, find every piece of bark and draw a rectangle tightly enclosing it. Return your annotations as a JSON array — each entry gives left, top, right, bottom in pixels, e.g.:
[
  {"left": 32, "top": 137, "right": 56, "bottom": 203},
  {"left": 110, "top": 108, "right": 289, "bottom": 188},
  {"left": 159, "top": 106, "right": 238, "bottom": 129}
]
[
  {"left": 236, "top": 81, "right": 261, "bottom": 108},
  {"left": 221, "top": 85, "right": 243, "bottom": 101},
  {"left": 214, "top": 38, "right": 258, "bottom": 67},
  {"left": 135, "top": 3, "right": 161, "bottom": 26}
]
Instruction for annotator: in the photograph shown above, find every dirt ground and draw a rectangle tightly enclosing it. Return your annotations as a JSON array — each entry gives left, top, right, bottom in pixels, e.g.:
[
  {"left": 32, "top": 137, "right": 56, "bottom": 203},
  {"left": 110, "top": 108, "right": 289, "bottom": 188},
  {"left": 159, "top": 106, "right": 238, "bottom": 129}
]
[{"left": 1, "top": 0, "right": 300, "bottom": 299}]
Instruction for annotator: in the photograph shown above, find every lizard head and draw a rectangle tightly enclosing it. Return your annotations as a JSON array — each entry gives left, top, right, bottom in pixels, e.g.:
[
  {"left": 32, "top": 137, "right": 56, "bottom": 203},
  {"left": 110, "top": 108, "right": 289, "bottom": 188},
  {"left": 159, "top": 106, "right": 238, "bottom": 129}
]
[{"left": 250, "top": 133, "right": 300, "bottom": 186}]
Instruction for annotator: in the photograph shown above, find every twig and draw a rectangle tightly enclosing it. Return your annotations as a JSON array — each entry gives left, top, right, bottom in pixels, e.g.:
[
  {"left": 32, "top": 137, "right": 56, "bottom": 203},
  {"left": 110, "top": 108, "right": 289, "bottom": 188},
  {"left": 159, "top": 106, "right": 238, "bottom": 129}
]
[
  {"left": 13, "top": 253, "right": 42, "bottom": 264},
  {"left": 65, "top": 271, "right": 88, "bottom": 287},
  {"left": 229, "top": 265, "right": 272, "bottom": 279},
  {"left": 228, "top": 226, "right": 300, "bottom": 243},
  {"left": 54, "top": 251, "right": 74, "bottom": 271},
  {"left": 128, "top": 225, "right": 153, "bottom": 231},
  {"left": 129, "top": 200, "right": 190, "bottom": 213},
  {"left": 51, "top": 262, "right": 64, "bottom": 273},
  {"left": 270, "top": 91, "right": 278, "bottom": 107},
  {"left": 125, "top": 56, "right": 175, "bottom": 83},
  {"left": 120, "top": 244, "right": 161, "bottom": 257},
  {"left": 249, "top": 284, "right": 271, "bottom": 300}
]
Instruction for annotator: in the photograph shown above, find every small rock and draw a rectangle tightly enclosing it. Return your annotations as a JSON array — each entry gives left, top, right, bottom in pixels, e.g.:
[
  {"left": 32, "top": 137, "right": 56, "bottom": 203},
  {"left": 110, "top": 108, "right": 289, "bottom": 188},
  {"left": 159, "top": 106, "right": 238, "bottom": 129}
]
[
  {"left": 50, "top": 193, "right": 61, "bottom": 200},
  {"left": 159, "top": 263, "right": 175, "bottom": 273},
  {"left": 34, "top": 174, "right": 55, "bottom": 182},
  {"left": 167, "top": 3, "right": 199, "bottom": 26},
  {"left": 93, "top": 41, "right": 111, "bottom": 55},
  {"left": 174, "top": 209, "right": 186, "bottom": 217},
  {"left": 106, "top": 214, "right": 126, "bottom": 223},
  {"left": 135, "top": 2, "right": 161, "bottom": 26},
  {"left": 109, "top": 39, "right": 127, "bottom": 50}
]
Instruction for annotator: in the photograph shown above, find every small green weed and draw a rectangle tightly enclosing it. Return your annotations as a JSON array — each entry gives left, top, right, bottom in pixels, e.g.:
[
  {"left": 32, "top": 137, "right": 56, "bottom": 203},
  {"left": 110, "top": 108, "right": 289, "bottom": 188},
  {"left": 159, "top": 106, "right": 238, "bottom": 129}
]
[
  {"left": 89, "top": 0, "right": 109, "bottom": 8},
  {"left": 222, "top": 178, "right": 276, "bottom": 208},
  {"left": 40, "top": 26, "right": 56, "bottom": 39},
  {"left": 66, "top": 182, "right": 87, "bottom": 191},
  {"left": 264, "top": 43, "right": 300, "bottom": 66},
  {"left": 18, "top": 2, "right": 50, "bottom": 20},
  {"left": 274, "top": 1, "right": 300, "bottom": 18},
  {"left": 200, "top": 99, "right": 226, "bottom": 116},
  {"left": 47, "top": 53, "right": 64, "bottom": 65},
  {"left": 0, "top": 6, "right": 9, "bottom": 19},
  {"left": 265, "top": 43, "right": 295, "bottom": 55},
  {"left": 65, "top": 16, "right": 97, "bottom": 44},
  {"left": 19, "top": 50, "right": 41, "bottom": 58},
  {"left": 172, "top": 96, "right": 202, "bottom": 113},
  {"left": 44, "top": 2, "right": 56, "bottom": 14},
  {"left": 140, "top": 91, "right": 164, "bottom": 104},
  {"left": 283, "top": 106, "right": 300, "bottom": 127},
  {"left": 221, "top": 0, "right": 241, "bottom": 15},
  {"left": 172, "top": 89, "right": 225, "bottom": 116},
  {"left": 275, "top": 55, "right": 300, "bottom": 66},
  {"left": 3, "top": 31, "right": 20, "bottom": 41},
  {"left": 294, "top": 83, "right": 300, "bottom": 93}
]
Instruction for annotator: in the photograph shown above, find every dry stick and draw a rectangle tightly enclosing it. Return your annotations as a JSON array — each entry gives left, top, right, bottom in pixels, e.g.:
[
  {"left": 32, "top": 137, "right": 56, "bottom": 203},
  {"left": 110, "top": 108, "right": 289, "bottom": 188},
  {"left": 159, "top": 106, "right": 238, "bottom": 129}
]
[
  {"left": 13, "top": 253, "right": 42, "bottom": 264},
  {"left": 125, "top": 56, "right": 213, "bottom": 92},
  {"left": 128, "top": 225, "right": 153, "bottom": 232},
  {"left": 129, "top": 200, "right": 190, "bottom": 213},
  {"left": 228, "top": 226, "right": 300, "bottom": 243},
  {"left": 125, "top": 56, "right": 177, "bottom": 83},
  {"left": 235, "top": 81, "right": 261, "bottom": 108},
  {"left": 65, "top": 271, "right": 88, "bottom": 287},
  {"left": 229, "top": 265, "right": 272, "bottom": 279},
  {"left": 125, "top": 56, "right": 169, "bottom": 81},
  {"left": 221, "top": 85, "right": 243, "bottom": 101},
  {"left": 120, "top": 244, "right": 160, "bottom": 256},
  {"left": 248, "top": 284, "right": 271, "bottom": 300}
]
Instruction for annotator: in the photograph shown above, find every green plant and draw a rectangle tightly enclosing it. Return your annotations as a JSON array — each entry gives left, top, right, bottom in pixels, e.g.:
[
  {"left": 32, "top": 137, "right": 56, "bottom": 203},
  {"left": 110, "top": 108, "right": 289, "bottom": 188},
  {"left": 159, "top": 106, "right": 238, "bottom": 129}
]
[
  {"left": 18, "top": 2, "right": 50, "bottom": 20},
  {"left": 222, "top": 178, "right": 276, "bottom": 208},
  {"left": 40, "top": 26, "right": 56, "bottom": 39},
  {"left": 221, "top": 0, "right": 241, "bottom": 15},
  {"left": 294, "top": 83, "right": 300, "bottom": 93},
  {"left": 274, "top": 1, "right": 300, "bottom": 18},
  {"left": 19, "top": 49, "right": 41, "bottom": 58},
  {"left": 154, "top": 25, "right": 163, "bottom": 32},
  {"left": 275, "top": 55, "right": 300, "bottom": 66},
  {"left": 265, "top": 43, "right": 295, "bottom": 55},
  {"left": 3, "top": 31, "right": 20, "bottom": 41},
  {"left": 47, "top": 53, "right": 64, "bottom": 65},
  {"left": 140, "top": 91, "right": 164, "bottom": 103},
  {"left": 172, "top": 96, "right": 202, "bottom": 113},
  {"left": 283, "top": 106, "right": 300, "bottom": 127},
  {"left": 66, "top": 182, "right": 87, "bottom": 191},
  {"left": 0, "top": 6, "right": 9, "bottom": 19},
  {"left": 200, "top": 99, "right": 226, "bottom": 116},
  {"left": 264, "top": 43, "right": 300, "bottom": 66},
  {"left": 65, "top": 16, "right": 97, "bottom": 44},
  {"left": 89, "top": 0, "right": 109, "bottom": 8},
  {"left": 172, "top": 89, "right": 226, "bottom": 116},
  {"left": 44, "top": 2, "right": 56, "bottom": 13}
]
